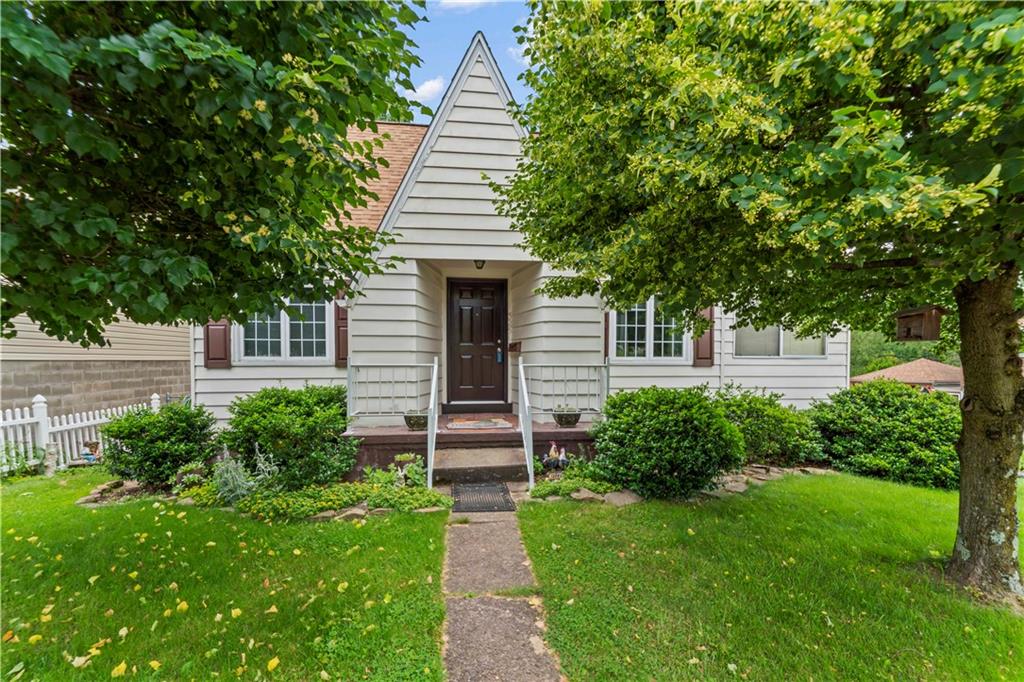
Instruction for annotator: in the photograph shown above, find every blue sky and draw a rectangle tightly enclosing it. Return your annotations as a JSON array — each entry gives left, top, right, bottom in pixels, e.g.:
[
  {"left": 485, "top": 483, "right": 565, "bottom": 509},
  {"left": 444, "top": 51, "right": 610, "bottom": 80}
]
[{"left": 403, "top": 0, "right": 532, "bottom": 122}]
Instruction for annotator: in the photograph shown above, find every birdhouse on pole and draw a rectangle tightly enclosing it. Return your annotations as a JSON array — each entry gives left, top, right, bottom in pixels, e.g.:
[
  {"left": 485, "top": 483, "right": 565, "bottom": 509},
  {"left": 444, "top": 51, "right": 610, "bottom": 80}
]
[{"left": 895, "top": 305, "right": 946, "bottom": 342}]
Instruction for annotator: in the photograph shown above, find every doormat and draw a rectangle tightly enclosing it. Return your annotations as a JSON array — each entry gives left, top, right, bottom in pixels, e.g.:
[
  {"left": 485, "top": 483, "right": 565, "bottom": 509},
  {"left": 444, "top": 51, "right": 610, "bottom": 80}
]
[
  {"left": 446, "top": 416, "right": 514, "bottom": 430},
  {"left": 452, "top": 482, "right": 516, "bottom": 512}
]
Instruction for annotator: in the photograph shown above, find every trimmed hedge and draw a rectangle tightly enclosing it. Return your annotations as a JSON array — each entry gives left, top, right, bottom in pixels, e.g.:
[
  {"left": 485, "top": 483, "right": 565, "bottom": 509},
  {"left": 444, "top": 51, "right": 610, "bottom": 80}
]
[
  {"left": 715, "top": 386, "right": 824, "bottom": 466},
  {"left": 591, "top": 386, "right": 744, "bottom": 499},
  {"left": 811, "top": 380, "right": 961, "bottom": 489},
  {"left": 102, "top": 401, "right": 218, "bottom": 486},
  {"left": 221, "top": 385, "right": 356, "bottom": 489}
]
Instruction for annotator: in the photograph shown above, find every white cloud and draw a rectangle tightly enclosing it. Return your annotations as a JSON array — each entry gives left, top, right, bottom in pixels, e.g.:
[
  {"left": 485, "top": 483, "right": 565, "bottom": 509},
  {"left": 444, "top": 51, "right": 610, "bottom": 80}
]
[
  {"left": 435, "top": 0, "right": 496, "bottom": 11},
  {"left": 507, "top": 44, "right": 529, "bottom": 67},
  {"left": 402, "top": 76, "right": 446, "bottom": 104}
]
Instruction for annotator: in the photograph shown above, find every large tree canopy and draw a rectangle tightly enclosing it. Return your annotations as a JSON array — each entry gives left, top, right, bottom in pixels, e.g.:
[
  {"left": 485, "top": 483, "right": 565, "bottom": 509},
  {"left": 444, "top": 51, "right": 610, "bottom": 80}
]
[
  {"left": 500, "top": 1, "right": 1023, "bottom": 602},
  {"left": 1, "top": 1, "right": 424, "bottom": 345}
]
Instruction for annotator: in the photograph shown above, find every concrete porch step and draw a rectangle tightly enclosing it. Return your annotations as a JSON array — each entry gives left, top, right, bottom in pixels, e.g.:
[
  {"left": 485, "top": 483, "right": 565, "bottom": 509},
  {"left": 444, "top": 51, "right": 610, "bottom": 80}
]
[{"left": 433, "top": 447, "right": 529, "bottom": 483}]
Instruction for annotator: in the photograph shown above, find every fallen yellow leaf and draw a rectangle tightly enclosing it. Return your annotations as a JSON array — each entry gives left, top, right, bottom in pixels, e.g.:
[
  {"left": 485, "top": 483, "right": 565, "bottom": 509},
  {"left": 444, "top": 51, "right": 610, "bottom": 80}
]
[
  {"left": 267, "top": 656, "right": 280, "bottom": 672},
  {"left": 231, "top": 608, "right": 242, "bottom": 618},
  {"left": 89, "top": 576, "right": 100, "bottom": 586},
  {"left": 111, "top": 660, "right": 127, "bottom": 677},
  {"left": 176, "top": 601, "right": 189, "bottom": 613},
  {"left": 292, "top": 548, "right": 302, "bottom": 556},
  {"left": 149, "top": 660, "right": 161, "bottom": 671},
  {"left": 29, "top": 634, "right": 43, "bottom": 644},
  {"left": 264, "top": 605, "right": 278, "bottom": 614}
]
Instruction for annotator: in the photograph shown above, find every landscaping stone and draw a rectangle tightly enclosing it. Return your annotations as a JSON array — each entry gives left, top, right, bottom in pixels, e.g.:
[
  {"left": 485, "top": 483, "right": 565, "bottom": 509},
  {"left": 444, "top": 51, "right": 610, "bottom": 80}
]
[
  {"left": 368, "top": 507, "right": 391, "bottom": 516},
  {"left": 177, "top": 497, "right": 196, "bottom": 506},
  {"left": 334, "top": 502, "right": 368, "bottom": 521},
  {"left": 75, "top": 495, "right": 100, "bottom": 506},
  {"left": 700, "top": 488, "right": 731, "bottom": 499},
  {"left": 603, "top": 490, "right": 642, "bottom": 507},
  {"left": 723, "top": 480, "right": 748, "bottom": 494},
  {"left": 309, "top": 510, "right": 338, "bottom": 522},
  {"left": 414, "top": 506, "right": 445, "bottom": 513},
  {"left": 122, "top": 481, "right": 142, "bottom": 494},
  {"left": 543, "top": 495, "right": 563, "bottom": 502},
  {"left": 570, "top": 487, "right": 604, "bottom": 502}
]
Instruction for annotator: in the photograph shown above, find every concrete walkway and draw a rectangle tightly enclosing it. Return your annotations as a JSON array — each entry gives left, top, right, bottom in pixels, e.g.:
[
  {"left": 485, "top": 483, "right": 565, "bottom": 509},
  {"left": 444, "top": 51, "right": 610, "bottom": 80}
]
[{"left": 443, "top": 499, "right": 563, "bottom": 682}]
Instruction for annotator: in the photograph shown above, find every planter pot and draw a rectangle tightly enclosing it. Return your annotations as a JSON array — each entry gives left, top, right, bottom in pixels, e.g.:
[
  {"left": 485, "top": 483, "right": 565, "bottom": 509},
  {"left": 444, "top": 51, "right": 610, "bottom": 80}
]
[
  {"left": 553, "top": 412, "right": 581, "bottom": 428},
  {"left": 404, "top": 414, "right": 428, "bottom": 431}
]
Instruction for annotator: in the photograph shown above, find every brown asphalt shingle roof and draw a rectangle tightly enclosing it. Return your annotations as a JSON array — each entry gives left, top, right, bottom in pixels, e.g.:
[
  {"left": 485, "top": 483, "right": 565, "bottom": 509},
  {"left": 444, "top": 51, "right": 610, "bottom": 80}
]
[
  {"left": 344, "top": 122, "right": 427, "bottom": 231},
  {"left": 850, "top": 358, "right": 963, "bottom": 386}
]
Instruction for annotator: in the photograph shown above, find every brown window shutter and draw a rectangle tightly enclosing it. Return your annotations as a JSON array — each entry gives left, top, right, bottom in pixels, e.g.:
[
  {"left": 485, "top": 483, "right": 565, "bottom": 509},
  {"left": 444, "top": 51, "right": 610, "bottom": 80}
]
[
  {"left": 692, "top": 307, "right": 714, "bottom": 367},
  {"left": 203, "top": 319, "right": 231, "bottom": 369},
  {"left": 335, "top": 303, "right": 349, "bottom": 368}
]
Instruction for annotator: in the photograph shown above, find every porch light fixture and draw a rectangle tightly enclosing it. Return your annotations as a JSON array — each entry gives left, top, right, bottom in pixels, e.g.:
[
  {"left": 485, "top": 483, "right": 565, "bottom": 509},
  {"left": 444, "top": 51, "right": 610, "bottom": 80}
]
[{"left": 474, "top": 259, "right": 486, "bottom": 270}]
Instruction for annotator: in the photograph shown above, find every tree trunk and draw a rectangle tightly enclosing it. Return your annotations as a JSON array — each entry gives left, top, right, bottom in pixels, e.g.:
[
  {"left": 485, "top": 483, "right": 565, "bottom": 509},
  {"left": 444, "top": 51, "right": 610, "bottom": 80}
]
[{"left": 949, "top": 266, "right": 1024, "bottom": 603}]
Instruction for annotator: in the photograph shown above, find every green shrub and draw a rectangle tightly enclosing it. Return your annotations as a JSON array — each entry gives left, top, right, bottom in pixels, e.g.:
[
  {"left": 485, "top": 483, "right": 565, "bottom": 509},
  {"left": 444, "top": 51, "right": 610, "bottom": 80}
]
[
  {"left": 362, "top": 453, "right": 427, "bottom": 488},
  {"left": 102, "top": 401, "right": 218, "bottom": 486},
  {"left": 178, "top": 481, "right": 222, "bottom": 507},
  {"left": 171, "top": 460, "right": 209, "bottom": 495},
  {"left": 236, "top": 482, "right": 451, "bottom": 520},
  {"left": 365, "top": 485, "right": 452, "bottom": 512},
  {"left": 811, "top": 380, "right": 961, "bottom": 489},
  {"left": 221, "top": 385, "right": 356, "bottom": 489},
  {"left": 715, "top": 386, "right": 824, "bottom": 466},
  {"left": 591, "top": 386, "right": 744, "bottom": 499},
  {"left": 213, "top": 457, "right": 255, "bottom": 504},
  {"left": 530, "top": 477, "right": 618, "bottom": 499}
]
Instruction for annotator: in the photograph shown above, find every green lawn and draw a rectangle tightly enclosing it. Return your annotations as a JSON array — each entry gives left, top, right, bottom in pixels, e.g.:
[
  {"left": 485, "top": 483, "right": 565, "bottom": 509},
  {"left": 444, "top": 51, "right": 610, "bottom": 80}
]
[
  {"left": 1, "top": 469, "right": 447, "bottom": 680},
  {"left": 519, "top": 474, "right": 1024, "bottom": 681}
]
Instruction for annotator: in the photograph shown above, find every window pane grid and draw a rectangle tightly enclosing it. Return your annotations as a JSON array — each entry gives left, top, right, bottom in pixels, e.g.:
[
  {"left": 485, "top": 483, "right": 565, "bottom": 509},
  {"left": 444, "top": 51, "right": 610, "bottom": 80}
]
[
  {"left": 652, "top": 301, "right": 686, "bottom": 358},
  {"left": 288, "top": 302, "right": 327, "bottom": 358},
  {"left": 615, "top": 304, "right": 647, "bottom": 357},
  {"left": 243, "top": 313, "right": 281, "bottom": 357}
]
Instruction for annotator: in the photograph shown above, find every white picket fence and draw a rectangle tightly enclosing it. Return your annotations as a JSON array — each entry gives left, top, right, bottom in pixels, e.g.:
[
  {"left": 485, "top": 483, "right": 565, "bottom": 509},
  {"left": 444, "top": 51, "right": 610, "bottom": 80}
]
[{"left": 1, "top": 393, "right": 162, "bottom": 474}]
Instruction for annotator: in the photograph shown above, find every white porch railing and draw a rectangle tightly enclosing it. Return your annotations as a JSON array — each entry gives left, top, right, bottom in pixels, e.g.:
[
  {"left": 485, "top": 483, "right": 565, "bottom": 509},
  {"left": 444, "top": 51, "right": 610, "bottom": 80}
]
[
  {"left": 518, "top": 362, "right": 608, "bottom": 415},
  {"left": 518, "top": 357, "right": 535, "bottom": 489},
  {"left": 347, "top": 358, "right": 441, "bottom": 489},
  {"left": 426, "top": 358, "right": 439, "bottom": 489},
  {"left": 346, "top": 362, "right": 434, "bottom": 417},
  {"left": 1, "top": 393, "right": 161, "bottom": 474}
]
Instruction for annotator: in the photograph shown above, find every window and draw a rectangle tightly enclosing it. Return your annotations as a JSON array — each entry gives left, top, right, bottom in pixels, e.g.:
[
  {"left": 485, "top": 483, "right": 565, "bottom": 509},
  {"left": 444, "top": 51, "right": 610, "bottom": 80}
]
[
  {"left": 243, "top": 312, "right": 282, "bottom": 358},
  {"left": 613, "top": 298, "right": 690, "bottom": 361},
  {"left": 734, "top": 325, "right": 826, "bottom": 357},
  {"left": 237, "top": 300, "right": 332, "bottom": 363},
  {"left": 288, "top": 301, "right": 327, "bottom": 358}
]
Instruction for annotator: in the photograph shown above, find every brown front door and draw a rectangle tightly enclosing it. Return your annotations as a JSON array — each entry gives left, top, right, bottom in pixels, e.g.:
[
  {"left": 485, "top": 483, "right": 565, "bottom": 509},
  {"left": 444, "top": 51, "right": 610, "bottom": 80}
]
[{"left": 447, "top": 278, "right": 507, "bottom": 404}]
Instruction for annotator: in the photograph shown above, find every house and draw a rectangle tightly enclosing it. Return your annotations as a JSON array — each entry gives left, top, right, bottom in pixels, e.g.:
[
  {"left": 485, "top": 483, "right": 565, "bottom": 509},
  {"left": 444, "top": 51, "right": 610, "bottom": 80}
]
[
  {"left": 850, "top": 358, "right": 963, "bottom": 395},
  {"left": 1, "top": 315, "right": 190, "bottom": 414},
  {"left": 193, "top": 34, "right": 850, "bottom": 476}
]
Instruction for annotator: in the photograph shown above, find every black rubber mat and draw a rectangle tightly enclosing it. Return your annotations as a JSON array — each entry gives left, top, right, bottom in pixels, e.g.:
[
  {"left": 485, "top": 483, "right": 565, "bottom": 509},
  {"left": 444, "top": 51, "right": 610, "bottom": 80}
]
[{"left": 452, "top": 482, "right": 516, "bottom": 512}]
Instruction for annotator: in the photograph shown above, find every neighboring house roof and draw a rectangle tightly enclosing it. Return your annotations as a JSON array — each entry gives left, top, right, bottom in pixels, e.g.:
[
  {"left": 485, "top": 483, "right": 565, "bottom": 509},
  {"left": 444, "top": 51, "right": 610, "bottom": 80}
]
[
  {"left": 850, "top": 358, "right": 963, "bottom": 386},
  {"left": 345, "top": 122, "right": 427, "bottom": 230}
]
